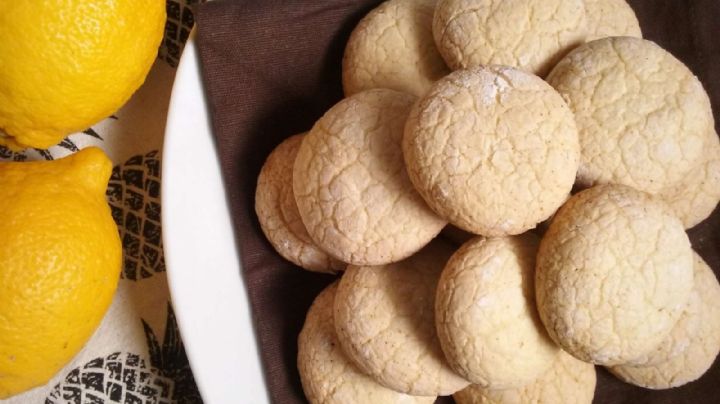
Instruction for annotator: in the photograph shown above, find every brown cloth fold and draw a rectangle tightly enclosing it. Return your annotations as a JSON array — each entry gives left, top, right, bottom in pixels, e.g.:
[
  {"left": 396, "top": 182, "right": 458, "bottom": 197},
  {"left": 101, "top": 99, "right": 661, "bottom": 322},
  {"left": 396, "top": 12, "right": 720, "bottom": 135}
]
[{"left": 194, "top": 1, "right": 720, "bottom": 403}]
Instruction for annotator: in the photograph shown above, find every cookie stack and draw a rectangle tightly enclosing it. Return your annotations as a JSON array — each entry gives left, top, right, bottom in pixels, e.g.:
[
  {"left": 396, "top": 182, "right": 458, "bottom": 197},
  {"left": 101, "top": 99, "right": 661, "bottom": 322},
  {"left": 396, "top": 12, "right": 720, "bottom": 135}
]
[{"left": 254, "top": 0, "right": 720, "bottom": 402}]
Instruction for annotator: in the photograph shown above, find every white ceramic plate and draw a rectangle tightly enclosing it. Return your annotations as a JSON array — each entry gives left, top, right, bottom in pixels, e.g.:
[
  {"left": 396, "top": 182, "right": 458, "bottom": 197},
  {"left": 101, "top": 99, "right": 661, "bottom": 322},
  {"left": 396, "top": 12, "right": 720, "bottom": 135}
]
[{"left": 162, "top": 32, "right": 270, "bottom": 404}]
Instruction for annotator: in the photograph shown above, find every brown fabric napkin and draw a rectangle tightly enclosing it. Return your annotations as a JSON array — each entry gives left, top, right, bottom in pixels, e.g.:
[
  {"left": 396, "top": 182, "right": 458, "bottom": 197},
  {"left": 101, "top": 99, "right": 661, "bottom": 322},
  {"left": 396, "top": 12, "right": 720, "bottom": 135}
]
[{"left": 194, "top": 1, "right": 720, "bottom": 403}]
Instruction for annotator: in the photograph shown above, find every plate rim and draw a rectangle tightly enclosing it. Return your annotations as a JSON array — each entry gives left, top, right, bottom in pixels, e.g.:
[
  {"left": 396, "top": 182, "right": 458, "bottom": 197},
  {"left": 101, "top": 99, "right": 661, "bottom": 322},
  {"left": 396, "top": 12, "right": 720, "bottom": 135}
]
[{"left": 161, "top": 30, "right": 270, "bottom": 404}]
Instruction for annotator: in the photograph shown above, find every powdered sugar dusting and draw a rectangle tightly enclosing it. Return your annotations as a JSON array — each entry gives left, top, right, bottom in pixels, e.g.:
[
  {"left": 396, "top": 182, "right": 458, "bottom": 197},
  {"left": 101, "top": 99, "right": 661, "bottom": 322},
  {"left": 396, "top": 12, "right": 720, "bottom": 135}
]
[
  {"left": 455, "top": 68, "right": 514, "bottom": 105},
  {"left": 494, "top": 65, "right": 535, "bottom": 87},
  {"left": 480, "top": 80, "right": 499, "bottom": 104}
]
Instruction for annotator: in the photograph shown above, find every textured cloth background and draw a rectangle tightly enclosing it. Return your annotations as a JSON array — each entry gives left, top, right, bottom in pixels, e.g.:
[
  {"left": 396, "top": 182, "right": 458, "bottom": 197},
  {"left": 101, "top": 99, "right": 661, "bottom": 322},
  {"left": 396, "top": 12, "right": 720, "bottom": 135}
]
[
  {"left": 0, "top": 1, "right": 202, "bottom": 403},
  {"left": 196, "top": 1, "right": 720, "bottom": 403}
]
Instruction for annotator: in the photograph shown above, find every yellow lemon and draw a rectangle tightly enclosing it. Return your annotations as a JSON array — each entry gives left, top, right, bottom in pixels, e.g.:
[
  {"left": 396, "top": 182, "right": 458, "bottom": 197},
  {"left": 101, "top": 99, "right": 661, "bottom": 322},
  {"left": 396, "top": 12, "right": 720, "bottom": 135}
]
[
  {"left": 0, "top": 148, "right": 122, "bottom": 398},
  {"left": 0, "top": 1, "right": 166, "bottom": 150}
]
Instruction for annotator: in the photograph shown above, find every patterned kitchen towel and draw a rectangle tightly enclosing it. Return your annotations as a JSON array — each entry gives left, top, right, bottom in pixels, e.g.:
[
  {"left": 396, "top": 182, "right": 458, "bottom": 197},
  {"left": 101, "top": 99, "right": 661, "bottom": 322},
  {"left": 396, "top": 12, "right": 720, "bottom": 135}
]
[
  {"left": 0, "top": 1, "right": 203, "bottom": 403},
  {"left": 194, "top": 0, "right": 720, "bottom": 403}
]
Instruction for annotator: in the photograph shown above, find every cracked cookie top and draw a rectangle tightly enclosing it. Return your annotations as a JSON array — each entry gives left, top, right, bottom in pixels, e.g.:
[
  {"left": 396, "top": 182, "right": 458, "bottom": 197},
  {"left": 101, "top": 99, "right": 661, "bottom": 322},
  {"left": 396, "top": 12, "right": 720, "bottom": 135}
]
[
  {"left": 453, "top": 350, "right": 596, "bottom": 404},
  {"left": 333, "top": 240, "right": 470, "bottom": 396},
  {"left": 293, "top": 89, "right": 446, "bottom": 266},
  {"left": 547, "top": 37, "right": 713, "bottom": 194},
  {"left": 298, "top": 282, "right": 436, "bottom": 404},
  {"left": 435, "top": 234, "right": 560, "bottom": 389},
  {"left": 658, "top": 130, "right": 720, "bottom": 229},
  {"left": 536, "top": 184, "right": 694, "bottom": 366},
  {"left": 433, "top": 0, "right": 587, "bottom": 76},
  {"left": 343, "top": 0, "right": 449, "bottom": 97},
  {"left": 403, "top": 65, "right": 580, "bottom": 237},
  {"left": 583, "top": 0, "right": 641, "bottom": 41},
  {"left": 609, "top": 252, "right": 720, "bottom": 389}
]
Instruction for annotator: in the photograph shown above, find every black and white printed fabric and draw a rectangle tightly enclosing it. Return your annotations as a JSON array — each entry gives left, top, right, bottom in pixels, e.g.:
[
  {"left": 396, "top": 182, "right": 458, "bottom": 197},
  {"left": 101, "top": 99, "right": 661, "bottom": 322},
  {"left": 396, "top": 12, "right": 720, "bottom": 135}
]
[{"left": 0, "top": 1, "right": 204, "bottom": 403}]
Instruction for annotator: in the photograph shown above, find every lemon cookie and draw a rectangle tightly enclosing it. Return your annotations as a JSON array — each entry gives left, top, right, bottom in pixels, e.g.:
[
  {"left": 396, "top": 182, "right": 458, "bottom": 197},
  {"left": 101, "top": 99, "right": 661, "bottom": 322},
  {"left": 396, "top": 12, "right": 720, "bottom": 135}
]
[
  {"left": 536, "top": 184, "right": 694, "bottom": 366},
  {"left": 432, "top": 0, "right": 587, "bottom": 76},
  {"left": 403, "top": 66, "right": 580, "bottom": 236},
  {"left": 343, "top": 0, "right": 449, "bottom": 97},
  {"left": 334, "top": 240, "right": 470, "bottom": 396},
  {"left": 294, "top": 89, "right": 446, "bottom": 266},
  {"left": 435, "top": 234, "right": 560, "bottom": 388},
  {"left": 298, "top": 283, "right": 436, "bottom": 404},
  {"left": 453, "top": 350, "right": 596, "bottom": 404},
  {"left": 659, "top": 131, "right": 720, "bottom": 229},
  {"left": 547, "top": 37, "right": 713, "bottom": 194},
  {"left": 609, "top": 253, "right": 720, "bottom": 389},
  {"left": 584, "top": 0, "right": 641, "bottom": 41},
  {"left": 256, "top": 134, "right": 345, "bottom": 273}
]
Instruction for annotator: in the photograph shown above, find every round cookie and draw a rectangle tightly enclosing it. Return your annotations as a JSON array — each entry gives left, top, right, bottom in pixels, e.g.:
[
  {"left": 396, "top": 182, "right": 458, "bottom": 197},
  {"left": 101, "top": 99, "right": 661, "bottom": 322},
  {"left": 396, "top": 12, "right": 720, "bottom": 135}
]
[
  {"left": 334, "top": 240, "right": 470, "bottom": 396},
  {"left": 547, "top": 37, "right": 713, "bottom": 194},
  {"left": 435, "top": 234, "right": 560, "bottom": 388},
  {"left": 453, "top": 350, "right": 596, "bottom": 404},
  {"left": 255, "top": 134, "right": 345, "bottom": 273},
  {"left": 294, "top": 89, "right": 446, "bottom": 266},
  {"left": 343, "top": 0, "right": 449, "bottom": 97},
  {"left": 658, "top": 131, "right": 720, "bottom": 229},
  {"left": 536, "top": 184, "right": 694, "bottom": 366},
  {"left": 432, "top": 0, "right": 587, "bottom": 76},
  {"left": 298, "top": 283, "right": 436, "bottom": 404},
  {"left": 403, "top": 66, "right": 580, "bottom": 236},
  {"left": 609, "top": 253, "right": 720, "bottom": 389},
  {"left": 584, "top": 0, "right": 642, "bottom": 41}
]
